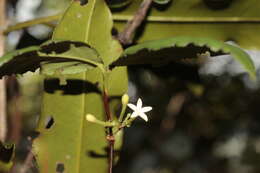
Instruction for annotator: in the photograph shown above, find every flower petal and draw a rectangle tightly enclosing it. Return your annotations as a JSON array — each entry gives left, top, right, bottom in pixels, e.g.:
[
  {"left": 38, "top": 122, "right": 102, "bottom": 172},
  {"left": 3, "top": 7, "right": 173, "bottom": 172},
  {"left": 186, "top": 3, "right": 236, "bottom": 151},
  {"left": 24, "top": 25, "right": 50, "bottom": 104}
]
[
  {"left": 139, "top": 112, "right": 148, "bottom": 122},
  {"left": 130, "top": 112, "right": 138, "bottom": 118},
  {"left": 141, "top": 106, "right": 152, "bottom": 113},
  {"left": 127, "top": 103, "right": 137, "bottom": 111},
  {"left": 137, "top": 98, "right": 142, "bottom": 109}
]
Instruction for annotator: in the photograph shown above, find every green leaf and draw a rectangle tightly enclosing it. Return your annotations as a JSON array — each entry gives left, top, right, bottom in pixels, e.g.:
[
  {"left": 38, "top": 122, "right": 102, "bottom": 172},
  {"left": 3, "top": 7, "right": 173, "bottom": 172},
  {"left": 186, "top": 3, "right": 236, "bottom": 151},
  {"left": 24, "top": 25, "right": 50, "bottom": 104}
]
[
  {"left": 39, "top": 40, "right": 103, "bottom": 67},
  {"left": 33, "top": 1, "right": 127, "bottom": 173},
  {"left": 0, "top": 142, "right": 15, "bottom": 172},
  {"left": 107, "top": 0, "right": 133, "bottom": 9},
  {"left": 0, "top": 40, "right": 102, "bottom": 79},
  {"left": 113, "top": 0, "right": 260, "bottom": 50},
  {"left": 40, "top": 61, "right": 94, "bottom": 76},
  {"left": 38, "top": 40, "right": 104, "bottom": 84},
  {"left": 0, "top": 46, "right": 40, "bottom": 77},
  {"left": 111, "top": 36, "right": 256, "bottom": 78}
]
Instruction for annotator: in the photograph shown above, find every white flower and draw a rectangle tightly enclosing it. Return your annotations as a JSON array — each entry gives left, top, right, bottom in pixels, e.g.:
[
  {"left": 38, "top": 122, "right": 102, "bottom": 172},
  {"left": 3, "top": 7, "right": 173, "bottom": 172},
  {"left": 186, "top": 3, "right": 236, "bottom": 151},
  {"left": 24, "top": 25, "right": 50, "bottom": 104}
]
[{"left": 127, "top": 98, "right": 152, "bottom": 122}]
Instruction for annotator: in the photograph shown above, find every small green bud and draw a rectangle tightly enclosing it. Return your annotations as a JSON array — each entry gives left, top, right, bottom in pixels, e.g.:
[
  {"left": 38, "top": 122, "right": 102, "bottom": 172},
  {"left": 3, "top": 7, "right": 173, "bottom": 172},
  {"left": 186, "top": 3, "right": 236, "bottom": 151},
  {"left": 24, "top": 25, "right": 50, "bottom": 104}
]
[
  {"left": 86, "top": 114, "right": 96, "bottom": 122},
  {"left": 86, "top": 114, "right": 116, "bottom": 127},
  {"left": 121, "top": 94, "right": 129, "bottom": 105}
]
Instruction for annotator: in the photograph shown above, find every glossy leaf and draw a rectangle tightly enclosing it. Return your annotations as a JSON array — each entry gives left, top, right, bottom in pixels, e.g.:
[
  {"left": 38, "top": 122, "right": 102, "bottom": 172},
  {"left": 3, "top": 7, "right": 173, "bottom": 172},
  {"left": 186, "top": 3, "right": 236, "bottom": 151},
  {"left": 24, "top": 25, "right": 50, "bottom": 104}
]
[
  {"left": 39, "top": 40, "right": 103, "bottom": 66},
  {"left": 0, "top": 46, "right": 40, "bottom": 77},
  {"left": 111, "top": 36, "right": 256, "bottom": 78},
  {"left": 33, "top": 1, "right": 127, "bottom": 173},
  {"left": 40, "top": 61, "right": 94, "bottom": 76},
  {"left": 0, "top": 40, "right": 102, "bottom": 79},
  {"left": 107, "top": 0, "right": 133, "bottom": 9},
  {"left": 38, "top": 40, "right": 104, "bottom": 84},
  {"left": 113, "top": 0, "right": 260, "bottom": 50}
]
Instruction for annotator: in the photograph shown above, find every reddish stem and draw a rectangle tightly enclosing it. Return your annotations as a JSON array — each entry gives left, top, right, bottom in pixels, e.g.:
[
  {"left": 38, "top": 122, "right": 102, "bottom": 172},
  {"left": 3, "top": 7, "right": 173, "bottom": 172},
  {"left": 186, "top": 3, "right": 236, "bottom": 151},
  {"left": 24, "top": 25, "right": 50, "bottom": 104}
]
[
  {"left": 102, "top": 89, "right": 114, "bottom": 173},
  {"left": 103, "top": 89, "right": 112, "bottom": 121}
]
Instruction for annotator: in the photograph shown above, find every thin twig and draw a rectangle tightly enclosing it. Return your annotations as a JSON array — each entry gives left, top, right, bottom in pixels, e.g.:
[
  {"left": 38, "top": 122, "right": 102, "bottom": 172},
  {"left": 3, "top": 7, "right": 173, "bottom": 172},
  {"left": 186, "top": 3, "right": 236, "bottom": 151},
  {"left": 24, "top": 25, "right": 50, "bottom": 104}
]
[
  {"left": 10, "top": 136, "right": 35, "bottom": 173},
  {"left": 0, "top": 0, "right": 7, "bottom": 143},
  {"left": 107, "top": 134, "right": 115, "bottom": 173},
  {"left": 0, "top": 79, "right": 6, "bottom": 142},
  {"left": 102, "top": 89, "right": 115, "bottom": 173},
  {"left": 3, "top": 5, "right": 257, "bottom": 35},
  {"left": 117, "top": 0, "right": 153, "bottom": 45},
  {"left": 3, "top": 14, "right": 61, "bottom": 34},
  {"left": 19, "top": 147, "right": 35, "bottom": 173},
  {"left": 7, "top": 76, "right": 22, "bottom": 145}
]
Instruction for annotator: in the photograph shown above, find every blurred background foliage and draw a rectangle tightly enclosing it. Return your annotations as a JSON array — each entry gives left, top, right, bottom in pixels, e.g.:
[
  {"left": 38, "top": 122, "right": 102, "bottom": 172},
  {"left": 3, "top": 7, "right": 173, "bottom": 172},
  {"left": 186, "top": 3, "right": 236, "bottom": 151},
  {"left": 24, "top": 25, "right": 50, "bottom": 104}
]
[{"left": 2, "top": 0, "right": 260, "bottom": 173}]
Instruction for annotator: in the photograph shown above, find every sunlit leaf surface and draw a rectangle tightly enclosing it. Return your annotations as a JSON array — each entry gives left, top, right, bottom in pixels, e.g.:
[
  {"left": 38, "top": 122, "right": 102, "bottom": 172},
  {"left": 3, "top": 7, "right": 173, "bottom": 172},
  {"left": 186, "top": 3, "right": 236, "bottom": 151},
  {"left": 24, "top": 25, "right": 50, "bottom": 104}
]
[
  {"left": 113, "top": 0, "right": 260, "bottom": 50},
  {"left": 0, "top": 40, "right": 102, "bottom": 79},
  {"left": 112, "top": 37, "right": 256, "bottom": 78},
  {"left": 33, "top": 0, "right": 127, "bottom": 173}
]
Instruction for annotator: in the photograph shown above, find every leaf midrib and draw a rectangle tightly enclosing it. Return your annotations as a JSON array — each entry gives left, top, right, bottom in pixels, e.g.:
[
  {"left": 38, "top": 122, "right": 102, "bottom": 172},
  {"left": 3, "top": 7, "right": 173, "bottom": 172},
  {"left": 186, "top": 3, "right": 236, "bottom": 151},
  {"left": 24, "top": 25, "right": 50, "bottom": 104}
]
[{"left": 77, "top": 0, "right": 97, "bottom": 173}]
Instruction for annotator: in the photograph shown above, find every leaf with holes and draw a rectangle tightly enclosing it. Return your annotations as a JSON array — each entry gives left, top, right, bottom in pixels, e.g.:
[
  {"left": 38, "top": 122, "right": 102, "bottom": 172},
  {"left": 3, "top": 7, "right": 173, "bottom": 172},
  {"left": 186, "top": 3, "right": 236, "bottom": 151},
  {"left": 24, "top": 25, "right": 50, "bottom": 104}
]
[
  {"left": 111, "top": 36, "right": 256, "bottom": 78},
  {"left": 0, "top": 40, "right": 103, "bottom": 81},
  {"left": 39, "top": 40, "right": 103, "bottom": 68},
  {"left": 38, "top": 40, "right": 104, "bottom": 85},
  {"left": 33, "top": 0, "right": 127, "bottom": 173},
  {"left": 0, "top": 46, "right": 40, "bottom": 77}
]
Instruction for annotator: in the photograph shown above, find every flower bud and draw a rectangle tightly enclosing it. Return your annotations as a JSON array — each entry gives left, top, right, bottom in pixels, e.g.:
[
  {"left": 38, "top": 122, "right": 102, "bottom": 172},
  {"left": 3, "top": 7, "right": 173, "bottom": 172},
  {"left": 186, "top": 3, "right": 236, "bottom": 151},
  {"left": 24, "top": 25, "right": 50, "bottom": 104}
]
[
  {"left": 86, "top": 114, "right": 96, "bottom": 122},
  {"left": 121, "top": 94, "right": 129, "bottom": 105}
]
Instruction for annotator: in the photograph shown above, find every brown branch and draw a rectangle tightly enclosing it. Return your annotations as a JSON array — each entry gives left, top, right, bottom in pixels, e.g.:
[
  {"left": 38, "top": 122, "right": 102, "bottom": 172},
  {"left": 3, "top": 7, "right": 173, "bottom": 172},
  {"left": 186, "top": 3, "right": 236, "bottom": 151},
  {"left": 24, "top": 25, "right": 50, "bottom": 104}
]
[
  {"left": 19, "top": 148, "right": 35, "bottom": 173},
  {"left": 0, "top": 0, "right": 7, "bottom": 143},
  {"left": 6, "top": 76, "right": 22, "bottom": 145},
  {"left": 103, "top": 89, "right": 112, "bottom": 121},
  {"left": 9, "top": 136, "right": 35, "bottom": 173},
  {"left": 106, "top": 134, "right": 115, "bottom": 173},
  {"left": 0, "top": 79, "right": 6, "bottom": 142},
  {"left": 102, "top": 89, "right": 115, "bottom": 173},
  {"left": 117, "top": 0, "right": 153, "bottom": 45}
]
